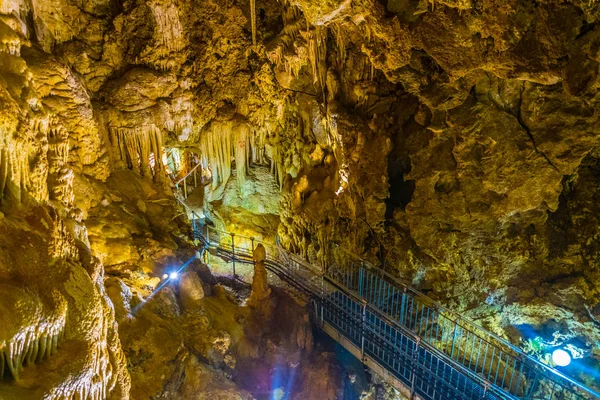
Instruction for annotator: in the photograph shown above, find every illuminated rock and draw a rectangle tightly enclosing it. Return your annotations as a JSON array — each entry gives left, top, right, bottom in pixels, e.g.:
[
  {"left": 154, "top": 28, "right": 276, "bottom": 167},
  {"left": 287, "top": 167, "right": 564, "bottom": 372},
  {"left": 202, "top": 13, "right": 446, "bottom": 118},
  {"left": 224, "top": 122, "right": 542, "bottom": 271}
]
[
  {"left": 1, "top": 0, "right": 600, "bottom": 397},
  {"left": 249, "top": 243, "right": 272, "bottom": 311},
  {"left": 179, "top": 271, "right": 205, "bottom": 310}
]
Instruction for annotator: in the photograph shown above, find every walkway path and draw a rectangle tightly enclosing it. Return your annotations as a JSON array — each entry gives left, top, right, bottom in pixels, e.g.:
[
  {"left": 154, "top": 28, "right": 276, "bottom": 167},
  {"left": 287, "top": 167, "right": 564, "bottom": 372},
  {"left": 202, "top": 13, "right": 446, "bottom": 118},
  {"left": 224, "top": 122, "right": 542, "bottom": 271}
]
[{"left": 189, "top": 216, "right": 599, "bottom": 400}]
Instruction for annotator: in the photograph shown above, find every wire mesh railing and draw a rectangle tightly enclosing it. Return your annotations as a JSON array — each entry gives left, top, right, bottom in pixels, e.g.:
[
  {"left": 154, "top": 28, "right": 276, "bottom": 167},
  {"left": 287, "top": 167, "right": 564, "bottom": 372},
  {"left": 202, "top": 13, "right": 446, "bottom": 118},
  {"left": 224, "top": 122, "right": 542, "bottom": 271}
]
[
  {"left": 322, "top": 245, "right": 599, "bottom": 400},
  {"left": 190, "top": 222, "right": 599, "bottom": 400},
  {"left": 318, "top": 287, "right": 505, "bottom": 399}
]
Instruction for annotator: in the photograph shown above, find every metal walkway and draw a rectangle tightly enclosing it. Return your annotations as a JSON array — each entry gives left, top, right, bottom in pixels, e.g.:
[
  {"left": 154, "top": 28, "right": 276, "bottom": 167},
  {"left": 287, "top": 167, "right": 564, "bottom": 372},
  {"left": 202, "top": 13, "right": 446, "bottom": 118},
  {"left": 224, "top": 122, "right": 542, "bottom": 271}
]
[{"left": 189, "top": 216, "right": 599, "bottom": 400}]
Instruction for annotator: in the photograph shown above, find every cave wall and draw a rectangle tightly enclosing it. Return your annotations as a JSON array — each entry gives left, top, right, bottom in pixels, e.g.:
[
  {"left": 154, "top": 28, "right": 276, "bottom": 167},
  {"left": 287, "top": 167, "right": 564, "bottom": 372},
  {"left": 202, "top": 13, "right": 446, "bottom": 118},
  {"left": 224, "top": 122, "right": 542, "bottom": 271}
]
[{"left": 264, "top": 0, "right": 600, "bottom": 382}]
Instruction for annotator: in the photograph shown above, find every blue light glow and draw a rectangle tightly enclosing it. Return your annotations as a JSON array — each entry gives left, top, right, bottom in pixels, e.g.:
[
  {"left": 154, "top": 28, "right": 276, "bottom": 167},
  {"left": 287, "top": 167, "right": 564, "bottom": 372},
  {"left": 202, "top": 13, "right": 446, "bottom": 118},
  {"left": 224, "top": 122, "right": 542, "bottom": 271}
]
[
  {"left": 552, "top": 349, "right": 572, "bottom": 367},
  {"left": 131, "top": 255, "right": 196, "bottom": 314}
]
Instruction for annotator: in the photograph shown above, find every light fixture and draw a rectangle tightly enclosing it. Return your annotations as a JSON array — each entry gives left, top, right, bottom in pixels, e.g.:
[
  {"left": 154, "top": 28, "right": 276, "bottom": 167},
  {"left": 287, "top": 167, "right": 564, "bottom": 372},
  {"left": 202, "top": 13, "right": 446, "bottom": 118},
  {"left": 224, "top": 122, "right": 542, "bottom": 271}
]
[
  {"left": 552, "top": 349, "right": 572, "bottom": 367},
  {"left": 169, "top": 271, "right": 179, "bottom": 280}
]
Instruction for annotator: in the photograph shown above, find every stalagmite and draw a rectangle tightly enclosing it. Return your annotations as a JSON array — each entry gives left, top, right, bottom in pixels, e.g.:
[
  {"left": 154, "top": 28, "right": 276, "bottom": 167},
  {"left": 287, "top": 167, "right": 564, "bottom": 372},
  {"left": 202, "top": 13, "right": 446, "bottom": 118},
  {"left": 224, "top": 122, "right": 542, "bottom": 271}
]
[{"left": 248, "top": 244, "right": 272, "bottom": 317}]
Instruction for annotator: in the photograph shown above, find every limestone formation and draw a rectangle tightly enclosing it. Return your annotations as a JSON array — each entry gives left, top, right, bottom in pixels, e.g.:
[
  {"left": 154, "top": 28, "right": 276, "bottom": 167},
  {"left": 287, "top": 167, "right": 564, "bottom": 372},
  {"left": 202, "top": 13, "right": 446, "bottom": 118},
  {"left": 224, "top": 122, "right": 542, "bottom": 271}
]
[
  {"left": 1, "top": 0, "right": 600, "bottom": 397},
  {"left": 179, "top": 271, "right": 205, "bottom": 310},
  {"left": 248, "top": 243, "right": 272, "bottom": 312}
]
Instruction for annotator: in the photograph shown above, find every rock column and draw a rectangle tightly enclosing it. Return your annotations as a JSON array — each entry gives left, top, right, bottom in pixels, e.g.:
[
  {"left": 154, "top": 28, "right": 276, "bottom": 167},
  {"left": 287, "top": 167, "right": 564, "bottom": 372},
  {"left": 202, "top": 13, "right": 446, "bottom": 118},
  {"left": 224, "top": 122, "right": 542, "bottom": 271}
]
[{"left": 248, "top": 243, "right": 272, "bottom": 316}]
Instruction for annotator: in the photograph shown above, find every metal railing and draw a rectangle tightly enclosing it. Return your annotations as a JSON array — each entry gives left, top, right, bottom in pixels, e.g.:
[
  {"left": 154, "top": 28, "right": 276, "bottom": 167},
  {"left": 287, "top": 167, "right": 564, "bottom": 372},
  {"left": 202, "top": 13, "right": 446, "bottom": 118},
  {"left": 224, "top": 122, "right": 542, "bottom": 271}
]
[
  {"left": 174, "top": 163, "right": 203, "bottom": 200},
  {"left": 322, "top": 245, "right": 599, "bottom": 400},
  {"left": 189, "top": 222, "right": 600, "bottom": 400}
]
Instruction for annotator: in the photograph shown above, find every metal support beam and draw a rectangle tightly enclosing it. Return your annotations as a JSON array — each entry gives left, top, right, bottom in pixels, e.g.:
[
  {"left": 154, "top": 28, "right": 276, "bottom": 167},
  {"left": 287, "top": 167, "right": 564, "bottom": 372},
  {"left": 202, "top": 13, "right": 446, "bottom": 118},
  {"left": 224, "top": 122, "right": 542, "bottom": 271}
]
[{"left": 231, "top": 233, "right": 236, "bottom": 279}]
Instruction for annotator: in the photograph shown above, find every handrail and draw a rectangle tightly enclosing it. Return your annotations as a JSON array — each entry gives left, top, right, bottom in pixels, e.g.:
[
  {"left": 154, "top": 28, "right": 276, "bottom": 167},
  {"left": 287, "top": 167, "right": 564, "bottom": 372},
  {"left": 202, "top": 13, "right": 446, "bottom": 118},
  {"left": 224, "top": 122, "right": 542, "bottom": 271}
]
[
  {"left": 200, "top": 230, "right": 512, "bottom": 398},
  {"left": 174, "top": 162, "right": 203, "bottom": 185},
  {"left": 196, "top": 224, "right": 600, "bottom": 399},
  {"left": 329, "top": 244, "right": 600, "bottom": 398}
]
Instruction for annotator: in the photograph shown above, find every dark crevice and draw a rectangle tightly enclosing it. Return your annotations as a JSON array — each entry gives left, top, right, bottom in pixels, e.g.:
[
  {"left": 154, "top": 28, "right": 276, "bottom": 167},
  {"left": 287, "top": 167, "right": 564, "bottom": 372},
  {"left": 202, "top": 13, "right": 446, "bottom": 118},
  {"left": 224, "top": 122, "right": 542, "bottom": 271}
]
[
  {"left": 515, "top": 85, "right": 561, "bottom": 174},
  {"left": 385, "top": 176, "right": 415, "bottom": 218},
  {"left": 385, "top": 128, "right": 416, "bottom": 218},
  {"left": 576, "top": 20, "right": 596, "bottom": 39}
]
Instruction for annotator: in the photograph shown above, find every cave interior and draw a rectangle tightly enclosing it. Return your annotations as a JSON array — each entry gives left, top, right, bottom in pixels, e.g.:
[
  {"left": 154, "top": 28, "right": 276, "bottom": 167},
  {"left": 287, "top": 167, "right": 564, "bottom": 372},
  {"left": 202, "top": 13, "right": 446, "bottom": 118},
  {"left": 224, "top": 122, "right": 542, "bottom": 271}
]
[{"left": 1, "top": 0, "right": 600, "bottom": 398}]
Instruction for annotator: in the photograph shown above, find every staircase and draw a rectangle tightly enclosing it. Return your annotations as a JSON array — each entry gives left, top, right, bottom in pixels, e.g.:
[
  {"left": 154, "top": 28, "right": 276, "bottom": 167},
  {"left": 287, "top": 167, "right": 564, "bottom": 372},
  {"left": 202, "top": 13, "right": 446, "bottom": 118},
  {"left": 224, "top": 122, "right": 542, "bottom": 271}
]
[{"left": 189, "top": 216, "right": 599, "bottom": 400}]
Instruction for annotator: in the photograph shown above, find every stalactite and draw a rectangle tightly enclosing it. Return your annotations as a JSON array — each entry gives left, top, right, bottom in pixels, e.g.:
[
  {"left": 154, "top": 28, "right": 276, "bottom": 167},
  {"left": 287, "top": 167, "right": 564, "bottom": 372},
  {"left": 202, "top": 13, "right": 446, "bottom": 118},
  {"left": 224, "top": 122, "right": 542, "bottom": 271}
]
[
  {"left": 151, "top": 3, "right": 185, "bottom": 52},
  {"left": 250, "top": 128, "right": 267, "bottom": 164},
  {"left": 163, "top": 120, "right": 193, "bottom": 139},
  {"left": 0, "top": 286, "right": 67, "bottom": 380},
  {"left": 282, "top": 2, "right": 301, "bottom": 25},
  {"left": 266, "top": 4, "right": 307, "bottom": 76},
  {"left": 0, "top": 19, "right": 22, "bottom": 56},
  {"left": 109, "top": 125, "right": 164, "bottom": 181},
  {"left": 234, "top": 125, "right": 250, "bottom": 188},
  {"left": 0, "top": 41, "right": 20, "bottom": 55},
  {"left": 200, "top": 122, "right": 233, "bottom": 189},
  {"left": 47, "top": 124, "right": 72, "bottom": 206},
  {"left": 333, "top": 24, "right": 346, "bottom": 68},
  {"left": 250, "top": 0, "right": 257, "bottom": 45},
  {"left": 308, "top": 27, "right": 327, "bottom": 93},
  {"left": 269, "top": 140, "right": 284, "bottom": 191},
  {"left": 199, "top": 122, "right": 272, "bottom": 191},
  {"left": 0, "top": 147, "right": 7, "bottom": 197},
  {"left": 0, "top": 127, "right": 34, "bottom": 203}
]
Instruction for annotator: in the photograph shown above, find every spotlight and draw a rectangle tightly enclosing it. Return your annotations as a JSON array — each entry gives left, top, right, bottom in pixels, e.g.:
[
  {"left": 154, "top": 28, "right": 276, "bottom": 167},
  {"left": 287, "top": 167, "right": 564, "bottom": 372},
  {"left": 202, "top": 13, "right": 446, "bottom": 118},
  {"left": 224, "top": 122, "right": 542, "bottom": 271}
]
[
  {"left": 169, "top": 271, "right": 179, "bottom": 280},
  {"left": 552, "top": 349, "right": 572, "bottom": 367}
]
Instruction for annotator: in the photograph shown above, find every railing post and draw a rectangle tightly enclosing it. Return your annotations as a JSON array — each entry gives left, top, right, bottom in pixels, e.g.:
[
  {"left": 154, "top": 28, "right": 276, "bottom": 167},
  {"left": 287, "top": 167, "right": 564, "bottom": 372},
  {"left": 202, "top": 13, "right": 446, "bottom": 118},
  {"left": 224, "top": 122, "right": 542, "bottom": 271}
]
[
  {"left": 190, "top": 212, "right": 196, "bottom": 236},
  {"left": 526, "top": 371, "right": 539, "bottom": 399},
  {"left": 378, "top": 266, "right": 385, "bottom": 307},
  {"left": 410, "top": 337, "right": 420, "bottom": 398},
  {"left": 359, "top": 263, "right": 364, "bottom": 298},
  {"left": 231, "top": 233, "right": 236, "bottom": 279},
  {"left": 183, "top": 177, "right": 187, "bottom": 199},
  {"left": 361, "top": 300, "right": 367, "bottom": 361},
  {"left": 399, "top": 288, "right": 407, "bottom": 325},
  {"left": 206, "top": 227, "right": 211, "bottom": 264},
  {"left": 194, "top": 168, "right": 197, "bottom": 188},
  {"left": 320, "top": 273, "right": 325, "bottom": 327},
  {"left": 481, "top": 383, "right": 490, "bottom": 400},
  {"left": 450, "top": 323, "right": 459, "bottom": 359}
]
